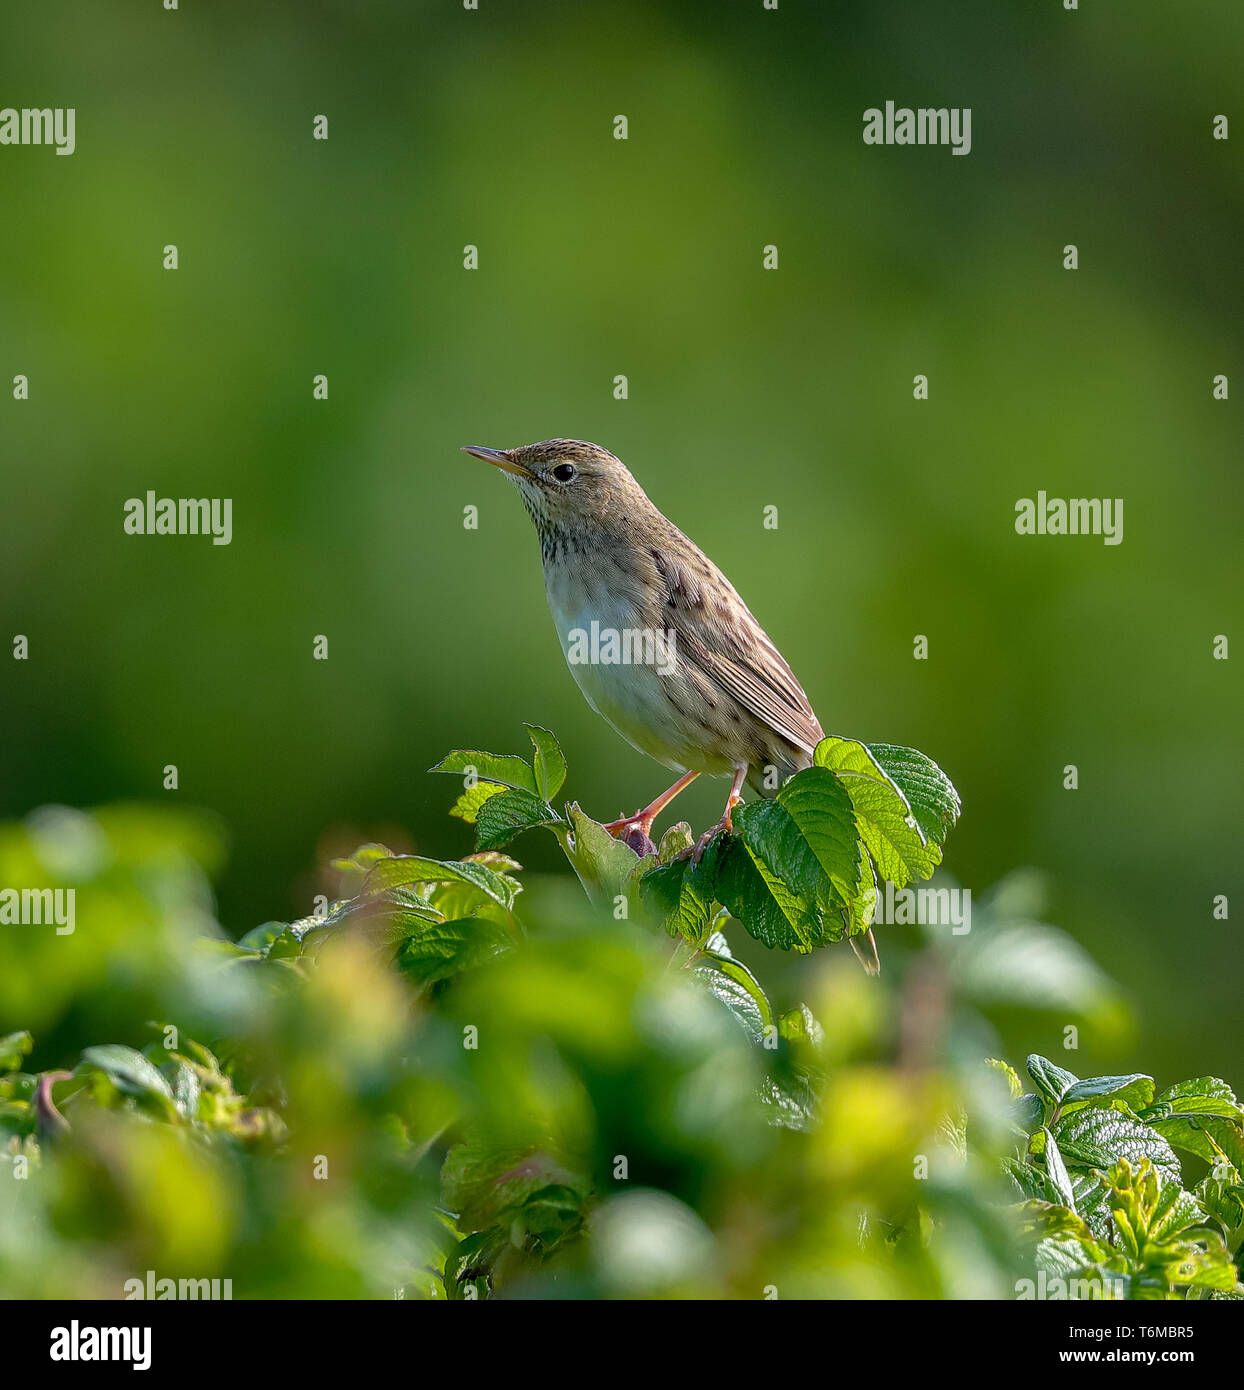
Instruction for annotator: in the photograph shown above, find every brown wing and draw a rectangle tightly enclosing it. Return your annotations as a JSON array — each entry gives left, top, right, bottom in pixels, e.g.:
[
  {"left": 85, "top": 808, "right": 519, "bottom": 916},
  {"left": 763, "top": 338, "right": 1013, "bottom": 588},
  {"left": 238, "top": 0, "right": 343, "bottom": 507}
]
[{"left": 651, "top": 546, "right": 824, "bottom": 756}]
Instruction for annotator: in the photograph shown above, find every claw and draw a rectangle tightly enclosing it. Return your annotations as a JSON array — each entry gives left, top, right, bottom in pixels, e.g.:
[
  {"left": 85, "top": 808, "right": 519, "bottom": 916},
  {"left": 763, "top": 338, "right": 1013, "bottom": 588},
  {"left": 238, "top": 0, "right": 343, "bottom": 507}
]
[
  {"left": 602, "top": 813, "right": 659, "bottom": 857},
  {"left": 689, "top": 822, "right": 725, "bottom": 865},
  {"left": 675, "top": 764, "right": 749, "bottom": 865},
  {"left": 672, "top": 818, "right": 729, "bottom": 865},
  {"left": 602, "top": 811, "right": 651, "bottom": 840}
]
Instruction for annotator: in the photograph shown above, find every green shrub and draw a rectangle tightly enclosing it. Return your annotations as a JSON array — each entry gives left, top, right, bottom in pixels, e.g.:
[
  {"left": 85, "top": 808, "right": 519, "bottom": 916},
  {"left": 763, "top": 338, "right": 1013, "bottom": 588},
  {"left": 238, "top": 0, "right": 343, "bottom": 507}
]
[{"left": 2, "top": 726, "right": 1239, "bottom": 1299}]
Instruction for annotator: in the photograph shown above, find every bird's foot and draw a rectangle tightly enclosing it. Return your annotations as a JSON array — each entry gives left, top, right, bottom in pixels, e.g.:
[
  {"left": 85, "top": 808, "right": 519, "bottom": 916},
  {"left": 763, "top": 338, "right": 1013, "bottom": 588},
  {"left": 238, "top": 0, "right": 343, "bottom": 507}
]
[
  {"left": 602, "top": 812, "right": 659, "bottom": 858},
  {"left": 601, "top": 771, "right": 702, "bottom": 852},
  {"left": 602, "top": 810, "right": 654, "bottom": 840},
  {"left": 679, "top": 767, "right": 747, "bottom": 865},
  {"left": 679, "top": 805, "right": 737, "bottom": 866}
]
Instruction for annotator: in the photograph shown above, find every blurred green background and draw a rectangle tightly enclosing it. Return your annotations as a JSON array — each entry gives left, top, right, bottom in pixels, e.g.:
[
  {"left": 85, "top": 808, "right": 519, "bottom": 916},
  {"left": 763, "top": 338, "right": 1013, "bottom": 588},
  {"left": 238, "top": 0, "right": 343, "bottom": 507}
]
[{"left": 1, "top": 0, "right": 1240, "bottom": 1091}]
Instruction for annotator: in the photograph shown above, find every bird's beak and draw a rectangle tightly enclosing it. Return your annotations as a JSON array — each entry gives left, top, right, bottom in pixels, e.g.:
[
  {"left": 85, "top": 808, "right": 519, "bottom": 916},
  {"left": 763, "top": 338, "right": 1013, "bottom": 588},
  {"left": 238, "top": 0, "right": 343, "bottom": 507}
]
[{"left": 460, "top": 445, "right": 532, "bottom": 478}]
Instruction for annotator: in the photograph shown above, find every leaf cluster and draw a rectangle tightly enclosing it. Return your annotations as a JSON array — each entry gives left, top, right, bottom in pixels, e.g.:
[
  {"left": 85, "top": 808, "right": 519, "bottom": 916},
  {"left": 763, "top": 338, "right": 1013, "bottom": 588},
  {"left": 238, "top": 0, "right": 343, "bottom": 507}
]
[{"left": 1003, "top": 1055, "right": 1244, "bottom": 1298}]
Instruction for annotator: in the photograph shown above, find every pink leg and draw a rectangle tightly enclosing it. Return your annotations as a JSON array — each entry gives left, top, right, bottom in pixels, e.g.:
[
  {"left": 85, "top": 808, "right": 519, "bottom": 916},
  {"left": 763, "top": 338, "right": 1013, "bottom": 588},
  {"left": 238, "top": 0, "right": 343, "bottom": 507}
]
[
  {"left": 719, "top": 764, "right": 748, "bottom": 832},
  {"left": 603, "top": 770, "right": 700, "bottom": 839},
  {"left": 688, "top": 764, "right": 748, "bottom": 863}
]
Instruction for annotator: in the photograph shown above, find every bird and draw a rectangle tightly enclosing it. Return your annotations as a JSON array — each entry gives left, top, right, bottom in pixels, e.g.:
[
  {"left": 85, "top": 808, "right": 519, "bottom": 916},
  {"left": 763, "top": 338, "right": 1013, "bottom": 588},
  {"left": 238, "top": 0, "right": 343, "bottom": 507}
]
[{"left": 461, "top": 438, "right": 880, "bottom": 972}]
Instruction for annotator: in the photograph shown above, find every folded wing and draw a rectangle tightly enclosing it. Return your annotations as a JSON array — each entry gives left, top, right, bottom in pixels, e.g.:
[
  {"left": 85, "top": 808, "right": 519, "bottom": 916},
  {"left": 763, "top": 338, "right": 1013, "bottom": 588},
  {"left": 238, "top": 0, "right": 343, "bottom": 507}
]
[{"left": 652, "top": 547, "right": 824, "bottom": 756}]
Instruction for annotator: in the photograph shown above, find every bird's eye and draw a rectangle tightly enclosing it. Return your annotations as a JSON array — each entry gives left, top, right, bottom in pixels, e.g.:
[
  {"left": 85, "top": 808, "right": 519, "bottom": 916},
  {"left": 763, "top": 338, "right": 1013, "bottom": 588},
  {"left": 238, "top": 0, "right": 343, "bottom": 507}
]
[{"left": 551, "top": 463, "right": 577, "bottom": 483}]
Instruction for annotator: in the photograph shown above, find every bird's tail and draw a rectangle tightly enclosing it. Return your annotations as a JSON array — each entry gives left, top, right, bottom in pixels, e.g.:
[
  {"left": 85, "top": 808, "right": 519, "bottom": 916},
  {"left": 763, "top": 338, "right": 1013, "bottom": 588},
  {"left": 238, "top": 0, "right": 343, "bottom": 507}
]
[{"left": 850, "top": 927, "right": 881, "bottom": 975}]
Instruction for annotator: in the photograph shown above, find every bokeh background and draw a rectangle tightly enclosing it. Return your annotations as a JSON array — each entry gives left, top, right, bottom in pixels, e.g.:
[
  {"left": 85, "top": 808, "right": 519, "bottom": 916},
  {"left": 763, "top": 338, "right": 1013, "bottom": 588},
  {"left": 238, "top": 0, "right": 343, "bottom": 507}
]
[{"left": 2, "top": 0, "right": 1240, "bottom": 1092}]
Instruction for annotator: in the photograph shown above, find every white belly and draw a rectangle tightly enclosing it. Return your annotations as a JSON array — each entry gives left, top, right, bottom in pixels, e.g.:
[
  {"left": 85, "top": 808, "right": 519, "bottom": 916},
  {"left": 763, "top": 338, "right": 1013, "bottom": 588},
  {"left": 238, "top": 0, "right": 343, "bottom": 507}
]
[{"left": 543, "top": 565, "right": 729, "bottom": 775}]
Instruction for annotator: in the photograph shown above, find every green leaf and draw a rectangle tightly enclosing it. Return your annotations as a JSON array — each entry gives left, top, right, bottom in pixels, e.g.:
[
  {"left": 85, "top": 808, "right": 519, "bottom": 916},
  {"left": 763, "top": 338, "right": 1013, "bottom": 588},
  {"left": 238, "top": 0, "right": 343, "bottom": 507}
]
[
  {"left": 1003, "top": 1158, "right": 1052, "bottom": 1203},
  {"left": 510, "top": 1184, "right": 585, "bottom": 1246},
  {"left": 760, "top": 1006, "right": 826, "bottom": 1132},
  {"left": 842, "top": 848, "right": 878, "bottom": 941},
  {"left": 1098, "top": 1159, "right": 1235, "bottom": 1294},
  {"left": 1041, "top": 1126, "right": 1078, "bottom": 1211},
  {"left": 1067, "top": 1172, "right": 1114, "bottom": 1237},
  {"left": 1017, "top": 1200, "right": 1112, "bottom": 1282},
  {"left": 760, "top": 1070, "right": 823, "bottom": 1132},
  {"left": 1147, "top": 1182, "right": 1210, "bottom": 1245},
  {"left": 779, "top": 1003, "right": 825, "bottom": 1051},
  {"left": 425, "top": 879, "right": 519, "bottom": 926},
  {"left": 235, "top": 921, "right": 290, "bottom": 954},
  {"left": 657, "top": 821, "right": 694, "bottom": 862},
  {"left": 450, "top": 781, "right": 507, "bottom": 825},
  {"left": 640, "top": 856, "right": 714, "bottom": 942},
  {"left": 1013, "top": 1093, "right": 1046, "bottom": 1133},
  {"left": 814, "top": 736, "right": 938, "bottom": 888},
  {"left": 289, "top": 892, "right": 447, "bottom": 964},
  {"left": 263, "top": 925, "right": 307, "bottom": 959},
  {"left": 81, "top": 1044, "right": 177, "bottom": 1114},
  {"left": 442, "top": 1139, "right": 588, "bottom": 1234},
  {"left": 693, "top": 951, "right": 774, "bottom": 1040},
  {"left": 867, "top": 743, "right": 961, "bottom": 846},
  {"left": 1060, "top": 1074, "right": 1155, "bottom": 1117},
  {"left": 361, "top": 854, "right": 518, "bottom": 910},
  {"left": 395, "top": 916, "right": 514, "bottom": 984},
  {"left": 443, "top": 1229, "right": 508, "bottom": 1299},
  {"left": 1140, "top": 1078, "right": 1244, "bottom": 1170},
  {"left": 170, "top": 1060, "right": 201, "bottom": 1121},
  {"left": 1026, "top": 1054, "right": 1080, "bottom": 1106},
  {"left": 767, "top": 767, "right": 864, "bottom": 907},
  {"left": 1155, "top": 1076, "right": 1240, "bottom": 1108},
  {"left": 463, "top": 850, "right": 524, "bottom": 873},
  {"left": 430, "top": 749, "right": 538, "bottom": 794},
  {"left": 619, "top": 848, "right": 660, "bottom": 912},
  {"left": 724, "top": 767, "right": 861, "bottom": 951},
  {"left": 0, "top": 1031, "right": 34, "bottom": 1072},
  {"left": 329, "top": 842, "right": 397, "bottom": 892},
  {"left": 562, "top": 803, "right": 641, "bottom": 905},
  {"left": 524, "top": 724, "right": 567, "bottom": 801},
  {"left": 985, "top": 1057, "right": 1024, "bottom": 1100},
  {"left": 1195, "top": 1173, "right": 1244, "bottom": 1247},
  {"left": 707, "top": 832, "right": 822, "bottom": 952},
  {"left": 475, "top": 788, "right": 563, "bottom": 853},
  {"left": 1051, "top": 1107, "right": 1181, "bottom": 1186}
]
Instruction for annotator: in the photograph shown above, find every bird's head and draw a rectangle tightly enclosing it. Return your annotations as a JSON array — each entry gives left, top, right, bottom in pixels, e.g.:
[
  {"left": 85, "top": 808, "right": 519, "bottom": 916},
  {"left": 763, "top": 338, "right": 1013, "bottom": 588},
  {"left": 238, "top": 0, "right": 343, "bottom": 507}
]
[{"left": 460, "top": 438, "right": 652, "bottom": 535}]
